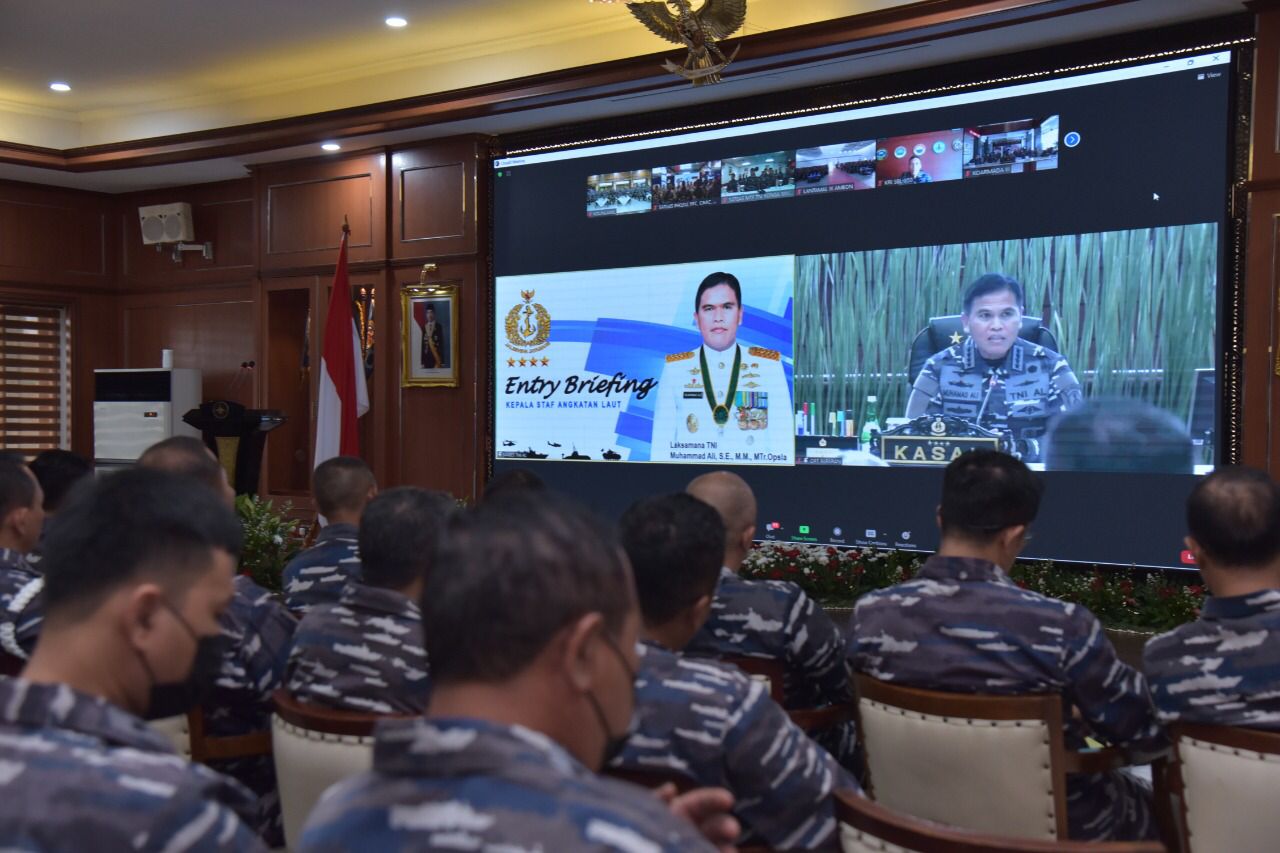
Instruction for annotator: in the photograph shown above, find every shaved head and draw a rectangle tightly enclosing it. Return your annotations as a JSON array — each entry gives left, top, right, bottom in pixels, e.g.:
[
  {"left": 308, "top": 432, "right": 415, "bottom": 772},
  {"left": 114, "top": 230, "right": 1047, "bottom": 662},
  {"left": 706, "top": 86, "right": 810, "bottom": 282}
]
[{"left": 687, "top": 471, "right": 757, "bottom": 571}]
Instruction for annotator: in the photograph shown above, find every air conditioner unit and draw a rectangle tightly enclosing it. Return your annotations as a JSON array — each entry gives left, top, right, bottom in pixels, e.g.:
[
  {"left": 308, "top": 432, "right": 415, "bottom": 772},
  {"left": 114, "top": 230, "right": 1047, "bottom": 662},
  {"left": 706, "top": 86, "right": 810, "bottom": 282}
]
[{"left": 138, "top": 202, "right": 194, "bottom": 245}]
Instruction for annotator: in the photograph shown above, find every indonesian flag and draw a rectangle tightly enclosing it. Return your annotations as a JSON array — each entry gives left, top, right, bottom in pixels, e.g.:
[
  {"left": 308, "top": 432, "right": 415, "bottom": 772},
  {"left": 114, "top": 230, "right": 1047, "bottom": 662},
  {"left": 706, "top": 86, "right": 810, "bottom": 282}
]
[{"left": 313, "top": 228, "right": 369, "bottom": 467}]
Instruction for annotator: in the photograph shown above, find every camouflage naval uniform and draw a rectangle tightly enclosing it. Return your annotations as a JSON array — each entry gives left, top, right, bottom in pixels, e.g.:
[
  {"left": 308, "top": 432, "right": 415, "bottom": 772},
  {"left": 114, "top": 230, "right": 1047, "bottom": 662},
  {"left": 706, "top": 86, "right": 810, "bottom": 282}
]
[
  {"left": 286, "top": 581, "right": 429, "bottom": 714},
  {"left": 0, "top": 549, "right": 42, "bottom": 662},
  {"left": 1145, "top": 590, "right": 1280, "bottom": 730},
  {"left": 847, "top": 555, "right": 1165, "bottom": 842},
  {"left": 282, "top": 522, "right": 361, "bottom": 613},
  {"left": 298, "top": 717, "right": 718, "bottom": 852},
  {"left": 204, "top": 574, "right": 297, "bottom": 845},
  {"left": 685, "top": 566, "right": 859, "bottom": 769},
  {"left": 911, "top": 337, "right": 1083, "bottom": 461},
  {"left": 0, "top": 677, "right": 264, "bottom": 852},
  {"left": 611, "top": 641, "right": 859, "bottom": 851}
]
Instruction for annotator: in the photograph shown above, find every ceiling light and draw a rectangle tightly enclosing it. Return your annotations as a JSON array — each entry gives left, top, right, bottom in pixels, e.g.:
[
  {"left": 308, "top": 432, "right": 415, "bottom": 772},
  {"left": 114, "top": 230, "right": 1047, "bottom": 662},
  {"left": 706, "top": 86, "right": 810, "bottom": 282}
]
[
  {"left": 49, "top": 82, "right": 71, "bottom": 92},
  {"left": 385, "top": 16, "right": 407, "bottom": 27},
  {"left": 322, "top": 142, "right": 341, "bottom": 152}
]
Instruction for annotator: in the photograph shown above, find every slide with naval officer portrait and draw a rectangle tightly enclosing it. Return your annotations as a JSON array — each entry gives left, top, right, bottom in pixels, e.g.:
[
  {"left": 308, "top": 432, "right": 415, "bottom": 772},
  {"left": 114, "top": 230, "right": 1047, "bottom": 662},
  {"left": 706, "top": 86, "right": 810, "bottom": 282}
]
[{"left": 495, "top": 256, "right": 795, "bottom": 465}]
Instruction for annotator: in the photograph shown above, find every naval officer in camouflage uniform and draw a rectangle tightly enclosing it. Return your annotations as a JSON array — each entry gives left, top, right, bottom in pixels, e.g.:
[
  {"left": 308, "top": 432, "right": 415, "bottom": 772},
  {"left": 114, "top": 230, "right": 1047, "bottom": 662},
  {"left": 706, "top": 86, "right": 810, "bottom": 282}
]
[
  {"left": 847, "top": 451, "right": 1164, "bottom": 842},
  {"left": 0, "top": 459, "right": 45, "bottom": 662},
  {"left": 300, "top": 493, "right": 739, "bottom": 852},
  {"left": 139, "top": 436, "right": 297, "bottom": 845},
  {"left": 288, "top": 487, "right": 453, "bottom": 714},
  {"left": 282, "top": 456, "right": 377, "bottom": 613},
  {"left": 1145, "top": 467, "right": 1280, "bottom": 729},
  {"left": 651, "top": 272, "right": 794, "bottom": 465},
  {"left": 0, "top": 468, "right": 264, "bottom": 851},
  {"left": 685, "top": 470, "right": 859, "bottom": 768},
  {"left": 906, "top": 274, "right": 1083, "bottom": 461},
  {"left": 615, "top": 492, "right": 859, "bottom": 851}
]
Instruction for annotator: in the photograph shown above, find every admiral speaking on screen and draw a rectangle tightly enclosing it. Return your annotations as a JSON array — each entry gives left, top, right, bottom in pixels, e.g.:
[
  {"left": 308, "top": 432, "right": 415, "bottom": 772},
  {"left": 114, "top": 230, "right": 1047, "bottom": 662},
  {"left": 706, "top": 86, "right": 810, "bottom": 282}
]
[
  {"left": 905, "top": 273, "right": 1084, "bottom": 461},
  {"left": 651, "top": 272, "right": 794, "bottom": 464}
]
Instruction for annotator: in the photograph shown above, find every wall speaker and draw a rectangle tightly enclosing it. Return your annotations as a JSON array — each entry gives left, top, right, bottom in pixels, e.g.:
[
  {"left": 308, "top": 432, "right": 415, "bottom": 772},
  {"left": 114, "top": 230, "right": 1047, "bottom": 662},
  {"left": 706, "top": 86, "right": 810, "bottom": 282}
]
[{"left": 138, "top": 202, "right": 193, "bottom": 245}]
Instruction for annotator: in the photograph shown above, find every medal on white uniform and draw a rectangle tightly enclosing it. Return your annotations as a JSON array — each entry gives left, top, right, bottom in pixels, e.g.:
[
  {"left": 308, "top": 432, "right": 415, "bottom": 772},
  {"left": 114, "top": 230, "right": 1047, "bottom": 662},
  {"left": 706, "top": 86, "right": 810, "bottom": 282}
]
[{"left": 700, "top": 346, "right": 740, "bottom": 429}]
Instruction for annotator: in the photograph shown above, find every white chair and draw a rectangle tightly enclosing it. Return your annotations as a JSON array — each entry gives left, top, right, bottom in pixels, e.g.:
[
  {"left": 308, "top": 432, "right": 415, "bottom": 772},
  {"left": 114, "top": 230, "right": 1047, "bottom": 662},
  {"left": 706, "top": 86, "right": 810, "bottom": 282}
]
[
  {"left": 855, "top": 674, "right": 1130, "bottom": 841},
  {"left": 1167, "top": 722, "right": 1280, "bottom": 853},
  {"left": 271, "top": 689, "right": 400, "bottom": 849},
  {"left": 149, "top": 713, "right": 191, "bottom": 758},
  {"left": 835, "top": 790, "right": 1165, "bottom": 853}
]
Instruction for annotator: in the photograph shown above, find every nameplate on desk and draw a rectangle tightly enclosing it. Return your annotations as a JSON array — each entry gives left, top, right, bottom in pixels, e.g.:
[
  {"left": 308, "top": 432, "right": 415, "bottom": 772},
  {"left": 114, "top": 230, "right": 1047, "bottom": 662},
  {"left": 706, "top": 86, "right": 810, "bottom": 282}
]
[{"left": 880, "top": 434, "right": 1001, "bottom": 466}]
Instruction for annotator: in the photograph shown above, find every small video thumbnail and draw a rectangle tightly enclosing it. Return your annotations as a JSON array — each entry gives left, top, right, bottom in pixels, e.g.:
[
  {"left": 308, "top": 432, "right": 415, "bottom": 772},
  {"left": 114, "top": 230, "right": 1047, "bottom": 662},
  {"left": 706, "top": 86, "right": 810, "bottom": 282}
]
[
  {"left": 721, "top": 152, "right": 796, "bottom": 204},
  {"left": 875, "top": 130, "right": 964, "bottom": 187},
  {"left": 963, "top": 115, "right": 1060, "bottom": 177},
  {"left": 652, "top": 162, "right": 723, "bottom": 209},
  {"left": 795, "top": 142, "right": 877, "bottom": 195},
  {"left": 586, "top": 170, "right": 653, "bottom": 217}
]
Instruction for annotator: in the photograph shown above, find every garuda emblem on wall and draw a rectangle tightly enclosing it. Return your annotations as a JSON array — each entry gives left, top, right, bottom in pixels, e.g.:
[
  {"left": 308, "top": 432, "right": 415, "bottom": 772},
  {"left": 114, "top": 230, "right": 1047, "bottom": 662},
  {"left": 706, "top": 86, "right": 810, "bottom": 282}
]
[{"left": 627, "top": 0, "right": 748, "bottom": 86}]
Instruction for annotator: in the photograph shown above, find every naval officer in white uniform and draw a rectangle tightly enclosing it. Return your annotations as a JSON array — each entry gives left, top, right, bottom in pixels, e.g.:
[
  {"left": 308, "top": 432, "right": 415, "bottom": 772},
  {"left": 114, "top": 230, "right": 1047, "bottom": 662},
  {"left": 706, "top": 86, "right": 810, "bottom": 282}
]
[{"left": 651, "top": 272, "right": 794, "bottom": 464}]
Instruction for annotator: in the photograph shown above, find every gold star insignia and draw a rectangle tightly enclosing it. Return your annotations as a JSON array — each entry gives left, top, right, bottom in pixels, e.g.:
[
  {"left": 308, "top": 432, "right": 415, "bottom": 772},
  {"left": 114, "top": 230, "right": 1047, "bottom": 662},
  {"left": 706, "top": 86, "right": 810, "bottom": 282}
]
[
  {"left": 507, "top": 358, "right": 516, "bottom": 367},
  {"left": 518, "top": 358, "right": 528, "bottom": 367},
  {"left": 541, "top": 357, "right": 550, "bottom": 366},
  {"left": 949, "top": 332, "right": 964, "bottom": 345}
]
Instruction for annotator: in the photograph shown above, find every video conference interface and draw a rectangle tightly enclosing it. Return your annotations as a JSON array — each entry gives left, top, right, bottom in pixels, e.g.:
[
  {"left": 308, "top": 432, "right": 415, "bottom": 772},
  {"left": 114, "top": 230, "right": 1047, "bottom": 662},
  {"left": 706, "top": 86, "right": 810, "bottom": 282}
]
[{"left": 493, "top": 50, "right": 1234, "bottom": 569}]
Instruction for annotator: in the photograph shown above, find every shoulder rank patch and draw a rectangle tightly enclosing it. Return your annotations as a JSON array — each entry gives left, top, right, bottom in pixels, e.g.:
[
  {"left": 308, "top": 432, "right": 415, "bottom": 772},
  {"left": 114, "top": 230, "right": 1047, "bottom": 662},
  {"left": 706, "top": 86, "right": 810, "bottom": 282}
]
[
  {"left": 748, "top": 346, "right": 780, "bottom": 361},
  {"left": 666, "top": 351, "right": 695, "bottom": 363}
]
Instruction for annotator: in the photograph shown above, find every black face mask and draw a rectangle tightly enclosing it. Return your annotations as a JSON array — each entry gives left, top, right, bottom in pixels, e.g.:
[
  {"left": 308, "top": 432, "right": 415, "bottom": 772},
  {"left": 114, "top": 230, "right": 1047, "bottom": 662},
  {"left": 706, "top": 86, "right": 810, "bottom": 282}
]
[
  {"left": 137, "top": 599, "right": 227, "bottom": 721},
  {"left": 586, "top": 633, "right": 637, "bottom": 768}
]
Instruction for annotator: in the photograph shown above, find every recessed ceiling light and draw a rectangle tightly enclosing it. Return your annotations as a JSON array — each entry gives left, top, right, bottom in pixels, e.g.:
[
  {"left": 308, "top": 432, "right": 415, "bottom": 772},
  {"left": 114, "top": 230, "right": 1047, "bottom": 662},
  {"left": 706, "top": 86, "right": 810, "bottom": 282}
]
[
  {"left": 49, "top": 82, "right": 71, "bottom": 92},
  {"left": 322, "top": 142, "right": 341, "bottom": 152},
  {"left": 385, "top": 16, "right": 407, "bottom": 28}
]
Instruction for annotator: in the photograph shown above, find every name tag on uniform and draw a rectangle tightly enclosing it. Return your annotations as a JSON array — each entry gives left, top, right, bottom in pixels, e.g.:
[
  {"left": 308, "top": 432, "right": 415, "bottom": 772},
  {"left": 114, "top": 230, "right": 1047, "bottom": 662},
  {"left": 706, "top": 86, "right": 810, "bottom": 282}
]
[{"left": 683, "top": 391, "right": 704, "bottom": 399}]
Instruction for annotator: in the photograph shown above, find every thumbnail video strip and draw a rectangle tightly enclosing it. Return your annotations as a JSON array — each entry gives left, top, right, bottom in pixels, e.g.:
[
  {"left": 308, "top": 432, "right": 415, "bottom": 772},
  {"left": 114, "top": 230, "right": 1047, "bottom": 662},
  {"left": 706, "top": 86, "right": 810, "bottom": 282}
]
[{"left": 584, "top": 115, "right": 1061, "bottom": 217}]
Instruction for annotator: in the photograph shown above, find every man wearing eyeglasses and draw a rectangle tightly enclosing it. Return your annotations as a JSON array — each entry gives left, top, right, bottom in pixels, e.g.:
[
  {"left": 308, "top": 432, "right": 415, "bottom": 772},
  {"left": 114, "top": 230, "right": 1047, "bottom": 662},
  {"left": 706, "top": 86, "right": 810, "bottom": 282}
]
[
  {"left": 905, "top": 274, "right": 1082, "bottom": 462},
  {"left": 846, "top": 450, "right": 1165, "bottom": 842}
]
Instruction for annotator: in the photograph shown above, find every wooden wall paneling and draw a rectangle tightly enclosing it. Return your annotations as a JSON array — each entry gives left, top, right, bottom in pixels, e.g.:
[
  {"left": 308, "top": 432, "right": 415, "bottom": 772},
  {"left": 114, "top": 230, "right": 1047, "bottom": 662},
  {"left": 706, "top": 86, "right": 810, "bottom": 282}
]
[
  {"left": 396, "top": 257, "right": 486, "bottom": 499},
  {"left": 1250, "top": 6, "right": 1280, "bottom": 183},
  {"left": 392, "top": 137, "right": 484, "bottom": 260},
  {"left": 120, "top": 284, "right": 258, "bottom": 406},
  {"left": 0, "top": 181, "right": 116, "bottom": 290},
  {"left": 256, "top": 151, "right": 387, "bottom": 272},
  {"left": 119, "top": 179, "right": 255, "bottom": 290},
  {"left": 262, "top": 276, "right": 318, "bottom": 498}
]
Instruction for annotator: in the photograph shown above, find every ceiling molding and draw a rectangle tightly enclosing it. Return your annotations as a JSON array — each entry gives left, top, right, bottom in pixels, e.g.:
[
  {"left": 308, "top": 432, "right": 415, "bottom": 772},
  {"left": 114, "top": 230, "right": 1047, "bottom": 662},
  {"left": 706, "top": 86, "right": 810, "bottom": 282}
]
[{"left": 0, "top": 0, "right": 1182, "bottom": 174}]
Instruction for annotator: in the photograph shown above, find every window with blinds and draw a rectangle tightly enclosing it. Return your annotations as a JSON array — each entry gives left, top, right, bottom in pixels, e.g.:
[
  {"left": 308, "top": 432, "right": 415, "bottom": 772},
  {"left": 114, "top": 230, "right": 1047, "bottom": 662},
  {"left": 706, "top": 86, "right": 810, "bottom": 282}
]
[{"left": 0, "top": 304, "right": 69, "bottom": 452}]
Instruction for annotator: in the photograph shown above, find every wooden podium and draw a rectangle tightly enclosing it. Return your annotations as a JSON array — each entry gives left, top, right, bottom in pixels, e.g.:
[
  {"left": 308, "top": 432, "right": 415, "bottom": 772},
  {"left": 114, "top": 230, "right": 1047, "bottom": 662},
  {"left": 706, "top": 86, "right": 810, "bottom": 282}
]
[{"left": 183, "top": 401, "right": 285, "bottom": 495}]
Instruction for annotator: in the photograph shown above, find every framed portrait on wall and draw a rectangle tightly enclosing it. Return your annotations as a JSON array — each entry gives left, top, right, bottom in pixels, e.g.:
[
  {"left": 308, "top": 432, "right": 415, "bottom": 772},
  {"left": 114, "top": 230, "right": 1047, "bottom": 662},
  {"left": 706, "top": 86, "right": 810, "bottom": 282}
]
[{"left": 401, "top": 282, "right": 459, "bottom": 387}]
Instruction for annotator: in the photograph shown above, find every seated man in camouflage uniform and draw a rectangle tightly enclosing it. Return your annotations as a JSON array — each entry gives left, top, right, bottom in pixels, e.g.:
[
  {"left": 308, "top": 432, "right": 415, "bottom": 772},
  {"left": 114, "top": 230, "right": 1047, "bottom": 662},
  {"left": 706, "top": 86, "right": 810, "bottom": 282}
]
[
  {"left": 906, "top": 274, "right": 1083, "bottom": 462},
  {"left": 0, "top": 459, "right": 45, "bottom": 662},
  {"left": 685, "top": 470, "right": 857, "bottom": 767},
  {"left": 287, "top": 486, "right": 453, "bottom": 714},
  {"left": 0, "top": 467, "right": 263, "bottom": 851},
  {"left": 139, "top": 436, "right": 296, "bottom": 846},
  {"left": 847, "top": 450, "right": 1165, "bottom": 842},
  {"left": 1145, "top": 467, "right": 1280, "bottom": 729},
  {"left": 300, "top": 493, "right": 738, "bottom": 852},
  {"left": 614, "top": 492, "right": 859, "bottom": 852},
  {"left": 282, "top": 456, "right": 376, "bottom": 613}
]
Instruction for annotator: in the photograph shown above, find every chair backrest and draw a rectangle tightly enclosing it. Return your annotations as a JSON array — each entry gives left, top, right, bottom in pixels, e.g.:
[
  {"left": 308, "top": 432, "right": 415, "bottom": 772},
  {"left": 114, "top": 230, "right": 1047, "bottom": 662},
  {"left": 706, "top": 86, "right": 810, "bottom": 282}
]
[
  {"left": 1169, "top": 722, "right": 1280, "bottom": 853},
  {"left": 271, "top": 689, "right": 403, "bottom": 848},
  {"left": 855, "top": 674, "right": 1069, "bottom": 841},
  {"left": 147, "top": 706, "right": 272, "bottom": 764},
  {"left": 721, "top": 654, "right": 787, "bottom": 704},
  {"left": 907, "top": 316, "right": 1056, "bottom": 386},
  {"left": 836, "top": 790, "right": 1165, "bottom": 853}
]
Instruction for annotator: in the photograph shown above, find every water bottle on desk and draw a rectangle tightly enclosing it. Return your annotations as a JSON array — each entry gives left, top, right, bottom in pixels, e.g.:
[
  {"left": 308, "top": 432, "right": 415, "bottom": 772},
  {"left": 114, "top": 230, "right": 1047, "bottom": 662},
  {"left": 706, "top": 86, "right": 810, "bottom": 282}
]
[{"left": 860, "top": 395, "right": 881, "bottom": 451}]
